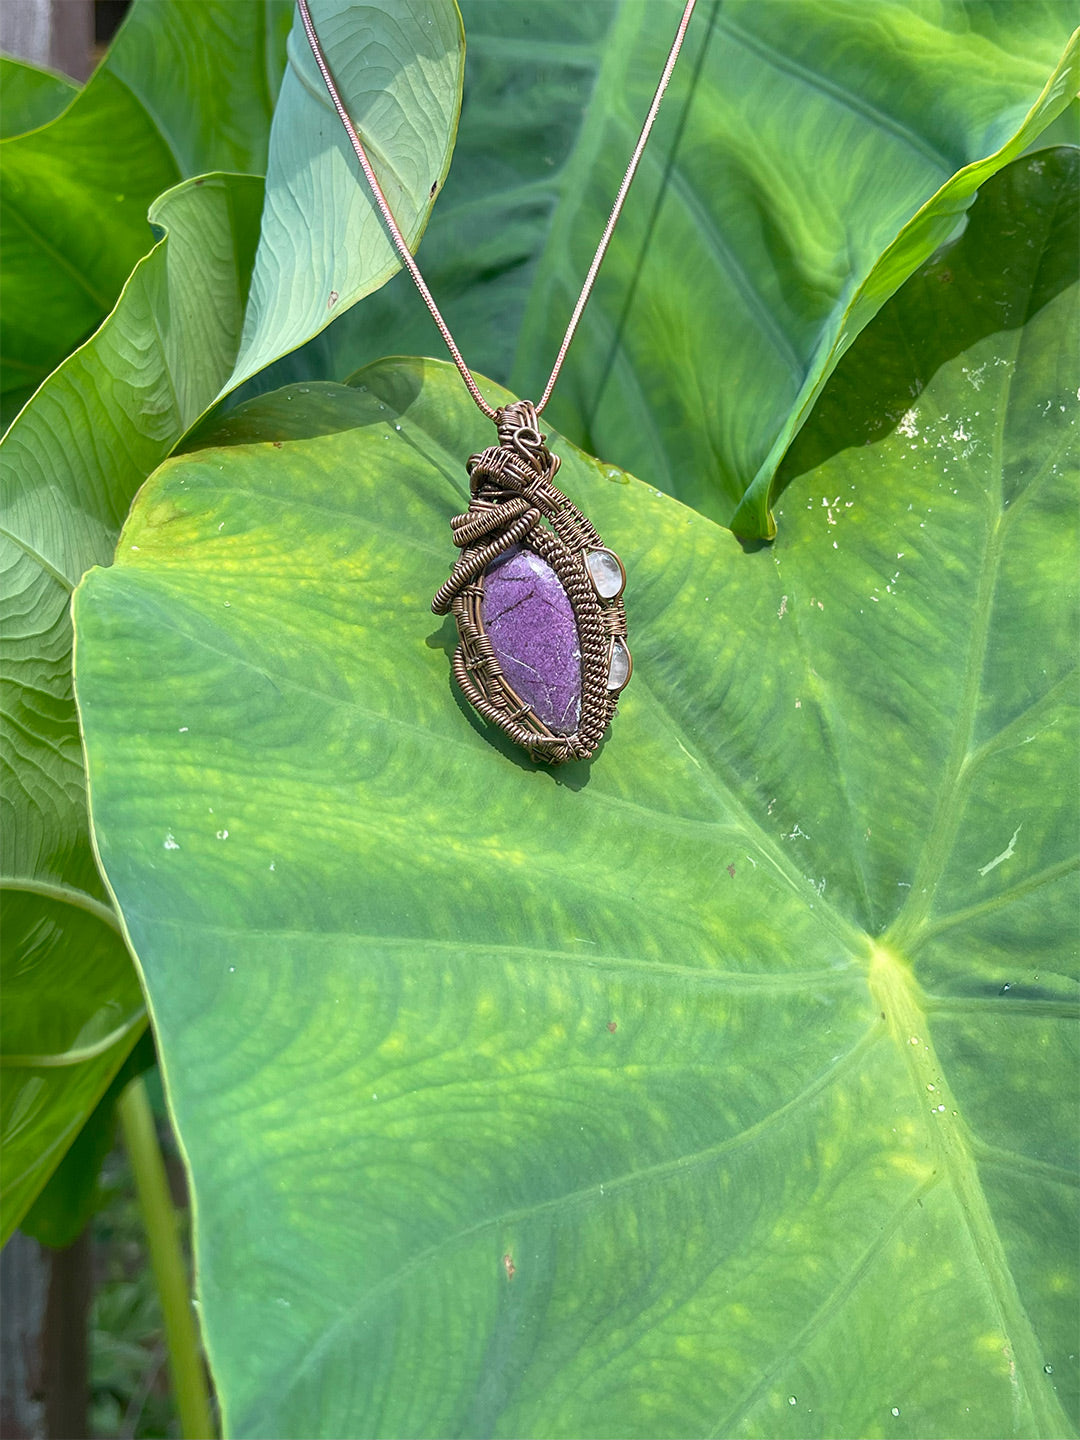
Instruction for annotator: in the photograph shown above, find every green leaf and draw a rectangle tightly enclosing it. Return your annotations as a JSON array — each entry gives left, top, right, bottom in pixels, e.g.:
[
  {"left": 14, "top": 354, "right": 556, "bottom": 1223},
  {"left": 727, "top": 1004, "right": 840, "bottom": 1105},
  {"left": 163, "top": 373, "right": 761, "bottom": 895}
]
[
  {"left": 104, "top": 0, "right": 294, "bottom": 177},
  {"left": 0, "top": 55, "right": 78, "bottom": 139},
  {"left": 21, "top": 1033, "right": 156, "bottom": 1249},
  {"left": 0, "top": 887, "right": 144, "bottom": 1245},
  {"left": 0, "top": 172, "right": 265, "bottom": 1243},
  {"left": 226, "top": 0, "right": 465, "bottom": 391},
  {"left": 0, "top": 0, "right": 290, "bottom": 422},
  {"left": 0, "top": 70, "right": 178, "bottom": 420},
  {"left": 321, "top": 1, "right": 1077, "bottom": 538},
  {"left": 73, "top": 151, "right": 1077, "bottom": 1437}
]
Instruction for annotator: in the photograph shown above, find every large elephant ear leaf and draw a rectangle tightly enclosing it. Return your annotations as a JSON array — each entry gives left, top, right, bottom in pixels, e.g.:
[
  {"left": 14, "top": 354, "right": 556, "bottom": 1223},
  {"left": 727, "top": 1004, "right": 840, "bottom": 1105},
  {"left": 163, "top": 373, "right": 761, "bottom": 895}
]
[
  {"left": 0, "top": 171, "right": 265, "bottom": 1243},
  {"left": 226, "top": 0, "right": 465, "bottom": 391},
  {"left": 73, "top": 150, "right": 1076, "bottom": 1437}
]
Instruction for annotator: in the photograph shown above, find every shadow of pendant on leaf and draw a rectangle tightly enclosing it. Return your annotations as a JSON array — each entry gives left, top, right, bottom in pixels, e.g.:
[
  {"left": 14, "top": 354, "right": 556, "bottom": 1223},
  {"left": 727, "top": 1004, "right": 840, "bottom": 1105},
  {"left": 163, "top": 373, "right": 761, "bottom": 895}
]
[{"left": 431, "top": 401, "right": 631, "bottom": 765}]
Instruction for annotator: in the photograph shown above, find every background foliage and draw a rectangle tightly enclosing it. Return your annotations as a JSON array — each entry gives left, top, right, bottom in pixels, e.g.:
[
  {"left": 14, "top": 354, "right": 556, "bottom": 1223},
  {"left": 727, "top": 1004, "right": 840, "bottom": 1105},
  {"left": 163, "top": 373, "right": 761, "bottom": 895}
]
[
  {"left": 1, "top": 0, "right": 460, "bottom": 1247},
  {"left": 1, "top": 1, "right": 1077, "bottom": 1436},
  {"left": 257, "top": 0, "right": 1078, "bottom": 535},
  {"left": 0, "top": 0, "right": 293, "bottom": 426}
]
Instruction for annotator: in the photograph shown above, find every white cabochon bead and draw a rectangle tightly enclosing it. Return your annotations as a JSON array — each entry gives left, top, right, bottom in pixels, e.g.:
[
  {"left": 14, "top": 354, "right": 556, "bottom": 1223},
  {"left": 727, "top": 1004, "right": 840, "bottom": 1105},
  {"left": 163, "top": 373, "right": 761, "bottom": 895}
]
[
  {"left": 607, "top": 638, "right": 631, "bottom": 692},
  {"left": 586, "top": 548, "right": 625, "bottom": 599}
]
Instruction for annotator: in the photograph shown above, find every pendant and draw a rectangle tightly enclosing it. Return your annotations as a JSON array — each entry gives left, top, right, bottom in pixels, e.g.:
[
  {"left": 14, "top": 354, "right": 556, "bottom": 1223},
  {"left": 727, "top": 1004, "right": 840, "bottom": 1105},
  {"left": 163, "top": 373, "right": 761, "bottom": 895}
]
[{"left": 432, "top": 401, "right": 631, "bottom": 764}]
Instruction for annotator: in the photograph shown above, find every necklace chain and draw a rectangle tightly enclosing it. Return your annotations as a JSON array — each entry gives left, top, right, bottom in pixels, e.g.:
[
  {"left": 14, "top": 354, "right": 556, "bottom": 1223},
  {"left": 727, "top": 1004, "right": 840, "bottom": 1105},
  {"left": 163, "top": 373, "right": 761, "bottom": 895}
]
[{"left": 297, "top": 0, "right": 698, "bottom": 422}]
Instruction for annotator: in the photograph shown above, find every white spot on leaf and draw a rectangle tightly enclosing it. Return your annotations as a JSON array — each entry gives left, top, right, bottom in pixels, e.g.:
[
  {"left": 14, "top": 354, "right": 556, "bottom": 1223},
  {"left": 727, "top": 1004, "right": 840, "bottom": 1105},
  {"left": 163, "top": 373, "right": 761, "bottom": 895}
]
[{"left": 977, "top": 825, "right": 1021, "bottom": 877}]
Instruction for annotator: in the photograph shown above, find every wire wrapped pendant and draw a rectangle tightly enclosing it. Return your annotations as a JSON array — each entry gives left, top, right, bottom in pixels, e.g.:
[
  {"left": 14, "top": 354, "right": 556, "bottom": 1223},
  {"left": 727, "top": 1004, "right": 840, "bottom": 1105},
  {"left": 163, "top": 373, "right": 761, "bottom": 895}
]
[{"left": 432, "top": 401, "right": 630, "bottom": 764}]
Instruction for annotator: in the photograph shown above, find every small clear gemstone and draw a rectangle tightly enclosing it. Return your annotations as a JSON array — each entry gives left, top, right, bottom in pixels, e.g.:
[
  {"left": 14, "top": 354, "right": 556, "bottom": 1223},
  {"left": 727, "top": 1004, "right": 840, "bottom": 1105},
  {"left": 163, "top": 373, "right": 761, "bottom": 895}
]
[
  {"left": 586, "top": 548, "right": 624, "bottom": 599},
  {"left": 607, "top": 638, "right": 631, "bottom": 692}
]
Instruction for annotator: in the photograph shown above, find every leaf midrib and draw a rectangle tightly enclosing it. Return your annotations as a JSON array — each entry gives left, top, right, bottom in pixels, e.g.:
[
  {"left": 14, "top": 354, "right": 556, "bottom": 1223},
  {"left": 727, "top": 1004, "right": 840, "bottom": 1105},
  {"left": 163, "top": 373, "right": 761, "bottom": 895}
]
[
  {"left": 0, "top": 875, "right": 121, "bottom": 933},
  {"left": 916, "top": 854, "right": 1080, "bottom": 948},
  {"left": 0, "top": 192, "right": 118, "bottom": 311},
  {"left": 870, "top": 946, "right": 1072, "bottom": 1437},
  {"left": 126, "top": 911, "right": 861, "bottom": 992},
  {"left": 634, "top": 142, "right": 805, "bottom": 380},
  {"left": 108, "top": 61, "right": 188, "bottom": 180},
  {"left": 717, "top": 14, "right": 956, "bottom": 173},
  {"left": 1, "top": 1013, "right": 143, "bottom": 1069}
]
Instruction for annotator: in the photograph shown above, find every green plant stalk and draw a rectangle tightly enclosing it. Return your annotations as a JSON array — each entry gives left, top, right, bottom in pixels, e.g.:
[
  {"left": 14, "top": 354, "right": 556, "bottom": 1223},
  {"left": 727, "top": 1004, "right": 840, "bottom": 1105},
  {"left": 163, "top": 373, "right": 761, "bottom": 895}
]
[{"left": 117, "top": 1076, "right": 214, "bottom": 1440}]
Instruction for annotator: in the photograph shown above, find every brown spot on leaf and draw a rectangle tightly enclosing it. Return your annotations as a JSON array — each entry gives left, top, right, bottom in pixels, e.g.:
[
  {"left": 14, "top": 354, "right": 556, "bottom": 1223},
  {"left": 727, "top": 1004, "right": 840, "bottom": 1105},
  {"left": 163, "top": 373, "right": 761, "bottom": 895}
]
[
  {"left": 502, "top": 1253, "right": 515, "bottom": 1281},
  {"left": 606, "top": 1021, "right": 617, "bottom": 1033},
  {"left": 327, "top": 290, "right": 339, "bottom": 309},
  {"left": 272, "top": 440, "right": 283, "bottom": 449},
  {"left": 726, "top": 863, "right": 736, "bottom": 879}
]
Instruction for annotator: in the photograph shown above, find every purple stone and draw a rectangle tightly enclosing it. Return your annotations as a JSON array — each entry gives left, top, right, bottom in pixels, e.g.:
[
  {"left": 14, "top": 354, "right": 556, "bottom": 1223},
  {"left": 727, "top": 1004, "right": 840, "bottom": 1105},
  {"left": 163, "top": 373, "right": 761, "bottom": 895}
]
[{"left": 481, "top": 545, "right": 582, "bottom": 733}]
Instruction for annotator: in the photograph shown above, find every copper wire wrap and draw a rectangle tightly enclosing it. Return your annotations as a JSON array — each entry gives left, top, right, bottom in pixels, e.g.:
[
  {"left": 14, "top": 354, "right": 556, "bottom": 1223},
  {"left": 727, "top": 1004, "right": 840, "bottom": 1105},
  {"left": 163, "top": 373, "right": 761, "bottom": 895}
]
[
  {"left": 432, "top": 402, "right": 629, "bottom": 764},
  {"left": 297, "top": 2, "right": 701, "bottom": 763}
]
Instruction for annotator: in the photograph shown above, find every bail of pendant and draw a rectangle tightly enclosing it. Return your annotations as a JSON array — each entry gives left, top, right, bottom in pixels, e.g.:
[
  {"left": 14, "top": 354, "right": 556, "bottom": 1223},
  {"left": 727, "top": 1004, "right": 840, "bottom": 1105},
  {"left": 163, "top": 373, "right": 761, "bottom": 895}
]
[{"left": 431, "top": 401, "right": 630, "bottom": 764}]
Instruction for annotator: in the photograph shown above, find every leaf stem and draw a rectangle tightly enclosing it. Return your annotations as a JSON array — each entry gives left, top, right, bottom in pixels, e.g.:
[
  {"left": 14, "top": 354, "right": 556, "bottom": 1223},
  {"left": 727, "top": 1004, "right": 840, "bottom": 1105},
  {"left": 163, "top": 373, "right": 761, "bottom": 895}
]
[{"left": 117, "top": 1076, "right": 214, "bottom": 1439}]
